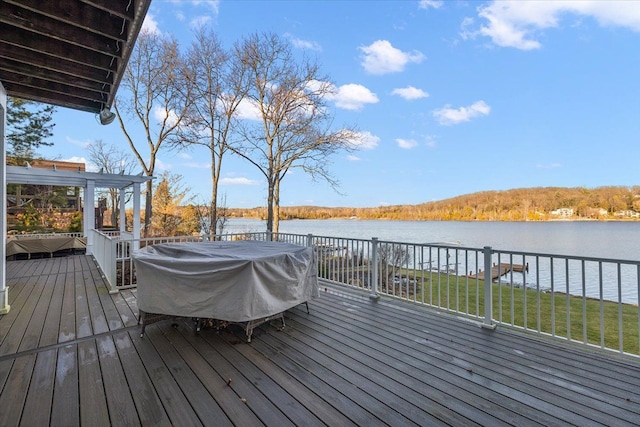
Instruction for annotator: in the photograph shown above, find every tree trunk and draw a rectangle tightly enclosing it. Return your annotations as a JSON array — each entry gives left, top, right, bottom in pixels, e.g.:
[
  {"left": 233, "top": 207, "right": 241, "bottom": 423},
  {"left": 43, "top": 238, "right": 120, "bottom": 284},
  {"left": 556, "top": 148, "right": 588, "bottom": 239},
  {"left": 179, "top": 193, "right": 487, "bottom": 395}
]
[
  {"left": 266, "top": 177, "right": 274, "bottom": 235},
  {"left": 273, "top": 178, "right": 280, "bottom": 234},
  {"left": 144, "top": 180, "right": 153, "bottom": 237},
  {"left": 210, "top": 149, "right": 218, "bottom": 239}
]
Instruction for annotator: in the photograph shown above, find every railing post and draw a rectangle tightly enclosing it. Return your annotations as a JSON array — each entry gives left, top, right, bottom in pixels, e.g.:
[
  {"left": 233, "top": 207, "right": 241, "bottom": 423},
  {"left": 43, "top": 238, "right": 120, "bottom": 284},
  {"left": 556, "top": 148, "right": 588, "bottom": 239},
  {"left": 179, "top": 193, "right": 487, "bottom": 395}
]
[
  {"left": 483, "top": 246, "right": 496, "bottom": 329},
  {"left": 107, "top": 237, "right": 117, "bottom": 293},
  {"left": 370, "top": 237, "right": 379, "bottom": 300},
  {"left": 306, "top": 234, "right": 313, "bottom": 248}
]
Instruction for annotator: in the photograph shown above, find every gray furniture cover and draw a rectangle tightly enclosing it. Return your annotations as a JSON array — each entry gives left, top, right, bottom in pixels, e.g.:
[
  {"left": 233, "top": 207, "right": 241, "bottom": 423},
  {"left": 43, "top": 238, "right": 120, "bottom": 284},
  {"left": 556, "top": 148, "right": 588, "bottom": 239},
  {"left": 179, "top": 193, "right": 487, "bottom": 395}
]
[
  {"left": 133, "top": 240, "right": 319, "bottom": 322},
  {"left": 6, "top": 236, "right": 86, "bottom": 257}
]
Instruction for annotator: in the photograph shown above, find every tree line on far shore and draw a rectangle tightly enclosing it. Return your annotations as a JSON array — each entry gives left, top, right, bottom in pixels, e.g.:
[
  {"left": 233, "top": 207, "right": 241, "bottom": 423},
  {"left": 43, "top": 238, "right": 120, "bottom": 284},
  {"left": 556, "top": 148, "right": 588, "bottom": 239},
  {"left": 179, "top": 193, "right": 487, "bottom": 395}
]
[{"left": 226, "top": 186, "right": 640, "bottom": 221}]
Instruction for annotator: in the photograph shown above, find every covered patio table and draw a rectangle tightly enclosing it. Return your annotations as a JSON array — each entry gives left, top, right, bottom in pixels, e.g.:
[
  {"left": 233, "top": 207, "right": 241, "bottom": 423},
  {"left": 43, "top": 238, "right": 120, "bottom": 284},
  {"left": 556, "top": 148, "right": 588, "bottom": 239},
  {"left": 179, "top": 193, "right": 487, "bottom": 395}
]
[{"left": 133, "top": 240, "right": 319, "bottom": 340}]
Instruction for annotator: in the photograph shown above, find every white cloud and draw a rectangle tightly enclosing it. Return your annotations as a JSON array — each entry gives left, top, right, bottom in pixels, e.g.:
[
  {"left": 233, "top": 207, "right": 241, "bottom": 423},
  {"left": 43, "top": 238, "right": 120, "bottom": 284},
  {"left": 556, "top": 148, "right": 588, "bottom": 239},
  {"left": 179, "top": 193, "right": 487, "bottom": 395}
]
[
  {"left": 220, "top": 177, "right": 259, "bottom": 185},
  {"left": 396, "top": 138, "right": 418, "bottom": 149},
  {"left": 466, "top": 1, "right": 640, "bottom": 50},
  {"left": 190, "top": 15, "right": 212, "bottom": 29},
  {"left": 347, "top": 154, "right": 361, "bottom": 161},
  {"left": 285, "top": 33, "right": 322, "bottom": 51},
  {"left": 433, "top": 100, "right": 491, "bottom": 125},
  {"left": 391, "top": 86, "right": 429, "bottom": 100},
  {"left": 348, "top": 131, "right": 380, "bottom": 150},
  {"left": 153, "top": 105, "right": 179, "bottom": 127},
  {"left": 62, "top": 156, "right": 95, "bottom": 171},
  {"left": 155, "top": 158, "right": 171, "bottom": 171},
  {"left": 65, "top": 136, "right": 90, "bottom": 148},
  {"left": 234, "top": 98, "right": 262, "bottom": 121},
  {"left": 142, "top": 14, "right": 160, "bottom": 35},
  {"left": 328, "top": 83, "right": 379, "bottom": 111},
  {"left": 419, "top": 0, "right": 443, "bottom": 10},
  {"left": 359, "top": 40, "right": 425, "bottom": 75}
]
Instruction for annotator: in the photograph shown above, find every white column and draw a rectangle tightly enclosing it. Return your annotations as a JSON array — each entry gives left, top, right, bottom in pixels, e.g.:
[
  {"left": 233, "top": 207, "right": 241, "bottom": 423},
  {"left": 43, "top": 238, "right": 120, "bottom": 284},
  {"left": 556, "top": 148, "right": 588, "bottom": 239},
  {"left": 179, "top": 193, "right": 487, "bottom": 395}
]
[
  {"left": 0, "top": 82, "right": 9, "bottom": 314},
  {"left": 84, "top": 180, "right": 95, "bottom": 255},
  {"left": 119, "top": 187, "right": 126, "bottom": 234},
  {"left": 132, "top": 182, "right": 141, "bottom": 251}
]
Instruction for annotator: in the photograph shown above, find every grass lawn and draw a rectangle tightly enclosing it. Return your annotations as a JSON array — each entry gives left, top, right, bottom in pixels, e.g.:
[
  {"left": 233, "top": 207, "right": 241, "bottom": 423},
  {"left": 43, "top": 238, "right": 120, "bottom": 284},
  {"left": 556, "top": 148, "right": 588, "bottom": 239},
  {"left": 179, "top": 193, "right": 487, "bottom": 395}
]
[
  {"left": 357, "top": 267, "right": 640, "bottom": 356},
  {"left": 417, "top": 272, "right": 639, "bottom": 355}
]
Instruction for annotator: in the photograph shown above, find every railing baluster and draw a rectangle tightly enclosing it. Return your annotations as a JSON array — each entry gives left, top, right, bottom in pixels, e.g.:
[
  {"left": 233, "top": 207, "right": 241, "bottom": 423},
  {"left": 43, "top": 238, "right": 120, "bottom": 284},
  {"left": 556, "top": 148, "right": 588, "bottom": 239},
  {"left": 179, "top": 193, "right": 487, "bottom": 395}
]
[{"left": 483, "top": 246, "right": 493, "bottom": 327}]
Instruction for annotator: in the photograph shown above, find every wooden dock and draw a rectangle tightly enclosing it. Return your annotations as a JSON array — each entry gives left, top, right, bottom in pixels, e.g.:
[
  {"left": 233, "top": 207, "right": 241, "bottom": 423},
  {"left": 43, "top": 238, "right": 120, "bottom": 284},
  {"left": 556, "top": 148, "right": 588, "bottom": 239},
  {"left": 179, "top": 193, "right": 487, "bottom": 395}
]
[{"left": 469, "top": 262, "right": 528, "bottom": 280}]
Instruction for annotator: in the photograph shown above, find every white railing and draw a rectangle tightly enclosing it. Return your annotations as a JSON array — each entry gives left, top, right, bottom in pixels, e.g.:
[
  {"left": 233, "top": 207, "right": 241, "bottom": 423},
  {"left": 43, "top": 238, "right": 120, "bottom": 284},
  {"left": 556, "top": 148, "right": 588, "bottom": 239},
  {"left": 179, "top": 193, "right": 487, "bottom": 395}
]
[
  {"left": 10, "top": 232, "right": 83, "bottom": 239},
  {"left": 272, "top": 233, "right": 640, "bottom": 357},
  {"left": 91, "top": 229, "right": 117, "bottom": 292},
  {"left": 93, "top": 231, "right": 640, "bottom": 357}
]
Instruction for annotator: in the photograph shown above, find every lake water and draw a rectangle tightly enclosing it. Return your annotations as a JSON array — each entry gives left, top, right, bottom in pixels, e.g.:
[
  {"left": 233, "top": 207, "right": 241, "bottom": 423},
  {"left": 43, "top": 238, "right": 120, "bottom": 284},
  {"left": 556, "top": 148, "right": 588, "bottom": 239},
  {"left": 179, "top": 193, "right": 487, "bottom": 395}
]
[
  {"left": 226, "top": 219, "right": 640, "bottom": 261},
  {"left": 226, "top": 219, "right": 640, "bottom": 303}
]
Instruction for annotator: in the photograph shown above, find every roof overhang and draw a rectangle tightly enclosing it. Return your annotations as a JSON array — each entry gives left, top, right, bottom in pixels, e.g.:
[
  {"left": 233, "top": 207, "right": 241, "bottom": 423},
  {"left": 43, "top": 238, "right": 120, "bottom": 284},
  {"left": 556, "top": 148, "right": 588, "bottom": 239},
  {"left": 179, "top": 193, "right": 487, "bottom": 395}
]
[
  {"left": 0, "top": 0, "right": 152, "bottom": 114},
  {"left": 6, "top": 164, "right": 153, "bottom": 189}
]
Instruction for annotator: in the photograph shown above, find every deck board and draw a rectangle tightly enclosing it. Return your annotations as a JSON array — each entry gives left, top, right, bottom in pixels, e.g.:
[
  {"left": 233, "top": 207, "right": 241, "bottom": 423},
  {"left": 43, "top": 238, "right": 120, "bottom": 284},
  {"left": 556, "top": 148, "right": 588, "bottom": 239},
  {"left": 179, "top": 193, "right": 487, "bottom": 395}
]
[
  {"left": 95, "top": 335, "right": 141, "bottom": 426},
  {"left": 21, "top": 349, "right": 56, "bottom": 426},
  {"left": 175, "top": 325, "right": 302, "bottom": 427},
  {"left": 77, "top": 340, "right": 110, "bottom": 426},
  {"left": 1, "top": 255, "right": 639, "bottom": 426},
  {"left": 51, "top": 345, "right": 80, "bottom": 426},
  {"left": 128, "top": 329, "right": 207, "bottom": 427}
]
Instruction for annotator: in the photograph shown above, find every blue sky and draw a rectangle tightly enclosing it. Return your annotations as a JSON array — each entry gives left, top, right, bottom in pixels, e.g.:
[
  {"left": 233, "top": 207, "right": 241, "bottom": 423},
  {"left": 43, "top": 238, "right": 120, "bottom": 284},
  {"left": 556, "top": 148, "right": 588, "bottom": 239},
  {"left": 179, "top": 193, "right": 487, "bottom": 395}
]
[{"left": 41, "top": 1, "right": 640, "bottom": 208}]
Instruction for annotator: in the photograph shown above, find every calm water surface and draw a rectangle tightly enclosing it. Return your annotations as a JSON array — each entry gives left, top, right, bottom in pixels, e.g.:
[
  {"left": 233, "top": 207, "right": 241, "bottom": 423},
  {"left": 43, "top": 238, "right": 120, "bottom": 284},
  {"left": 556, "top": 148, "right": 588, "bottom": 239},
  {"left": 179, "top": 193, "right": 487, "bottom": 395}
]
[{"left": 227, "top": 219, "right": 640, "bottom": 261}]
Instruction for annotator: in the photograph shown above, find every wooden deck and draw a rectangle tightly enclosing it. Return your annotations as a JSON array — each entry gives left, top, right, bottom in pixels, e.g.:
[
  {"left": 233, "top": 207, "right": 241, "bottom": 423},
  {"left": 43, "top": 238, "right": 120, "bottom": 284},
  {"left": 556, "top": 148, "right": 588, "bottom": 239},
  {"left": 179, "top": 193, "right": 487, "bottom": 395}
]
[
  {"left": 1, "top": 255, "right": 639, "bottom": 426},
  {"left": 469, "top": 263, "right": 528, "bottom": 280}
]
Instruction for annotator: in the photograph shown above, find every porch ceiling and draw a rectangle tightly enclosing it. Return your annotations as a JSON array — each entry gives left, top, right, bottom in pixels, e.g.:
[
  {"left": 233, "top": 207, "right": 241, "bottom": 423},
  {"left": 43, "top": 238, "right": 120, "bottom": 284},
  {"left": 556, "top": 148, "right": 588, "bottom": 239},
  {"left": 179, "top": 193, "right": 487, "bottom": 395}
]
[{"left": 0, "top": 0, "right": 152, "bottom": 114}]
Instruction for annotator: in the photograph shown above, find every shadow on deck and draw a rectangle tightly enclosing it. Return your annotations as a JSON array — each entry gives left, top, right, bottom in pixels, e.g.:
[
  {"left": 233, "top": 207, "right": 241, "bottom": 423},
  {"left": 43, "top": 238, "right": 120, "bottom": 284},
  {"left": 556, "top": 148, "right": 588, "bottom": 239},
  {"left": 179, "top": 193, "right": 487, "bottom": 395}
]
[{"left": 1, "top": 255, "right": 639, "bottom": 426}]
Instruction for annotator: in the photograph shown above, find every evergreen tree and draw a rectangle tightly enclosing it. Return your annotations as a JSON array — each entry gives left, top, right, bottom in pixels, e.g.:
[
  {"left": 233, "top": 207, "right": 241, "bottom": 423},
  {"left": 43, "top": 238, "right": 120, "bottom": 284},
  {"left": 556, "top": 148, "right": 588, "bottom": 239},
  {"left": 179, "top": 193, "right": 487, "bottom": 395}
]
[{"left": 6, "top": 97, "right": 56, "bottom": 163}]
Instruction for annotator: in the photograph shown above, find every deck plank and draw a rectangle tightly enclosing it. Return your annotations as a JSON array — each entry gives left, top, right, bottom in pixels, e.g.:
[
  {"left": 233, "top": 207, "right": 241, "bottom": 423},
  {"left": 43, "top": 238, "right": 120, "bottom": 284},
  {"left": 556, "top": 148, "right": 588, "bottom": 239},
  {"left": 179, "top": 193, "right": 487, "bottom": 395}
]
[
  {"left": 2, "top": 255, "right": 640, "bottom": 427},
  {"left": 51, "top": 345, "right": 80, "bottom": 426},
  {"left": 58, "top": 266, "right": 77, "bottom": 344},
  {"left": 75, "top": 268, "right": 93, "bottom": 339},
  {"left": 212, "top": 325, "right": 360, "bottom": 427},
  {"left": 77, "top": 340, "right": 110, "bottom": 427},
  {"left": 0, "top": 354, "right": 36, "bottom": 425},
  {"left": 95, "top": 335, "right": 141, "bottom": 426},
  {"left": 20, "top": 349, "right": 57, "bottom": 426},
  {"left": 112, "top": 331, "right": 173, "bottom": 426},
  {"left": 307, "top": 290, "right": 621, "bottom": 426},
  {"left": 177, "top": 323, "right": 316, "bottom": 427},
  {"left": 259, "top": 315, "right": 454, "bottom": 426},
  {"left": 286, "top": 303, "right": 517, "bottom": 426},
  {"left": 4, "top": 275, "right": 48, "bottom": 355},
  {"left": 0, "top": 277, "right": 34, "bottom": 350},
  {"left": 327, "top": 289, "right": 640, "bottom": 424},
  {"left": 153, "top": 322, "right": 250, "bottom": 426},
  {"left": 127, "top": 329, "right": 206, "bottom": 427},
  {"left": 250, "top": 330, "right": 419, "bottom": 426},
  {"left": 39, "top": 272, "right": 66, "bottom": 347},
  {"left": 109, "top": 289, "right": 138, "bottom": 328},
  {"left": 84, "top": 265, "right": 110, "bottom": 335}
]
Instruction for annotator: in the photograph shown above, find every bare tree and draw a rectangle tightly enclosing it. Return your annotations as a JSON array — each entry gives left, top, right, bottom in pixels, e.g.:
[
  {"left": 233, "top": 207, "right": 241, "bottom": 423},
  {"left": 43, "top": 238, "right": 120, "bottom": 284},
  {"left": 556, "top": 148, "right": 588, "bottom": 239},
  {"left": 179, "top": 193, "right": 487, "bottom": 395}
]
[
  {"left": 86, "top": 139, "right": 137, "bottom": 227},
  {"left": 171, "top": 26, "right": 248, "bottom": 239},
  {"left": 114, "top": 31, "right": 190, "bottom": 235},
  {"left": 234, "top": 32, "right": 358, "bottom": 233},
  {"left": 194, "top": 192, "right": 230, "bottom": 238}
]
